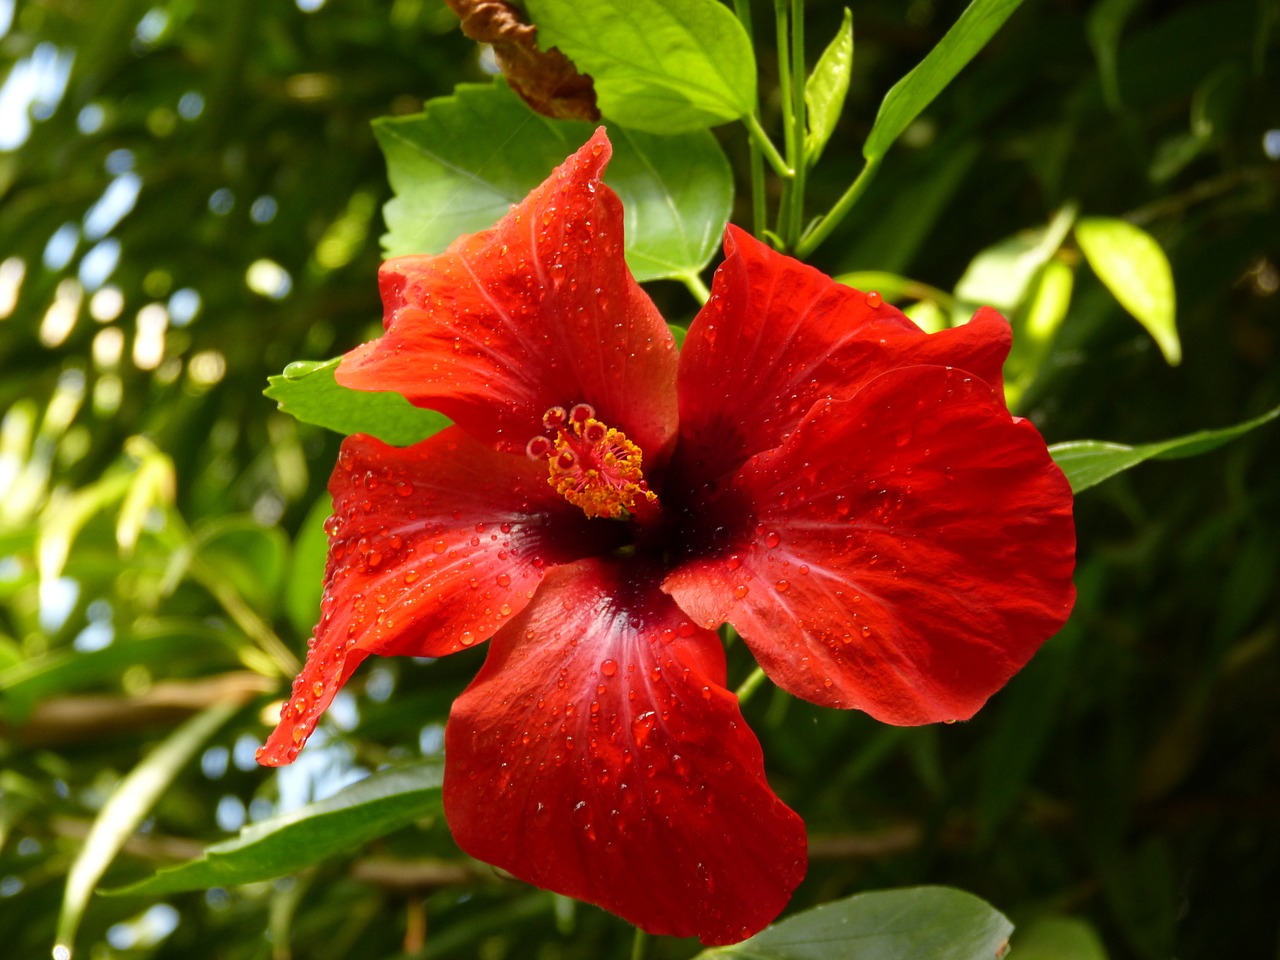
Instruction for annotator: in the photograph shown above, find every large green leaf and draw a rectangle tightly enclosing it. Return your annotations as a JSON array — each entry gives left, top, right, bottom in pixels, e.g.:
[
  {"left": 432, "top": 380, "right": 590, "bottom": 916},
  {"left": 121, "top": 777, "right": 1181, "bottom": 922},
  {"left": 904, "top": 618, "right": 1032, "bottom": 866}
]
[
  {"left": 804, "top": 8, "right": 854, "bottom": 164},
  {"left": 697, "top": 886, "right": 1012, "bottom": 960},
  {"left": 375, "top": 81, "right": 732, "bottom": 283},
  {"left": 525, "top": 0, "right": 755, "bottom": 133},
  {"left": 863, "top": 0, "right": 1027, "bottom": 161},
  {"left": 108, "top": 760, "right": 444, "bottom": 896},
  {"left": 1050, "top": 403, "right": 1280, "bottom": 494},
  {"left": 264, "top": 358, "right": 449, "bottom": 446},
  {"left": 1074, "top": 216, "right": 1180, "bottom": 365}
]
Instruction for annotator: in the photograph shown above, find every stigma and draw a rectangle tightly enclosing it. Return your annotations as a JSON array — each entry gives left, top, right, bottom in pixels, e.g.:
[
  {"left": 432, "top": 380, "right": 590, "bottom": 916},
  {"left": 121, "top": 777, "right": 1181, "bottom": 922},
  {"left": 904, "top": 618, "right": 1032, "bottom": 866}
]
[{"left": 526, "top": 403, "right": 658, "bottom": 520}]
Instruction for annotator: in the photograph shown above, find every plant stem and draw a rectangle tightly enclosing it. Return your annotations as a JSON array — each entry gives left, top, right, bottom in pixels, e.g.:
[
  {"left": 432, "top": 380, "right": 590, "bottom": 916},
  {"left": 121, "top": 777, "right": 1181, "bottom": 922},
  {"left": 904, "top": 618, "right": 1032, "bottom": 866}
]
[
  {"left": 631, "top": 928, "right": 652, "bottom": 960},
  {"left": 785, "top": 0, "right": 808, "bottom": 248},
  {"left": 797, "top": 156, "right": 881, "bottom": 259},
  {"left": 681, "top": 272, "right": 711, "bottom": 306},
  {"left": 731, "top": 0, "right": 768, "bottom": 235},
  {"left": 735, "top": 666, "right": 768, "bottom": 703},
  {"left": 773, "top": 0, "right": 794, "bottom": 241},
  {"left": 744, "top": 113, "right": 793, "bottom": 179}
]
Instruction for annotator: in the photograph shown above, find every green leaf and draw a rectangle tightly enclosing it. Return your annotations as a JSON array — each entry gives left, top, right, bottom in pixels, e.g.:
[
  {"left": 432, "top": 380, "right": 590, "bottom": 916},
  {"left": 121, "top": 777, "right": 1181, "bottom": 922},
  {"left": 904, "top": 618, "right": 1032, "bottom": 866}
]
[
  {"left": 1012, "top": 915, "right": 1110, "bottom": 960},
  {"left": 863, "top": 0, "right": 1027, "bottom": 161},
  {"left": 1086, "top": 0, "right": 1144, "bottom": 113},
  {"left": 375, "top": 81, "right": 732, "bottom": 282},
  {"left": 107, "top": 761, "right": 444, "bottom": 896},
  {"left": 954, "top": 203, "right": 1077, "bottom": 312},
  {"left": 525, "top": 0, "right": 756, "bottom": 133},
  {"left": 805, "top": 9, "right": 854, "bottom": 164},
  {"left": 1050, "top": 403, "right": 1280, "bottom": 494},
  {"left": 264, "top": 358, "right": 449, "bottom": 446},
  {"left": 57, "top": 702, "right": 239, "bottom": 956},
  {"left": 1074, "top": 216, "right": 1179, "bottom": 365},
  {"left": 697, "top": 886, "right": 1012, "bottom": 960}
]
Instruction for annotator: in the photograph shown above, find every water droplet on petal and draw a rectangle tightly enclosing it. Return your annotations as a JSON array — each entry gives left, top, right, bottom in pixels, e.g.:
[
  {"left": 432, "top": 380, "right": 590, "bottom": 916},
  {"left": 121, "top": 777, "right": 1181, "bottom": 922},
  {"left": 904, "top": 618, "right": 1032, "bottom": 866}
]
[
  {"left": 733, "top": 584, "right": 749, "bottom": 599},
  {"left": 601, "top": 659, "right": 617, "bottom": 677},
  {"left": 776, "top": 579, "right": 790, "bottom": 593},
  {"left": 865, "top": 290, "right": 882, "bottom": 308},
  {"left": 460, "top": 631, "right": 476, "bottom": 647}
]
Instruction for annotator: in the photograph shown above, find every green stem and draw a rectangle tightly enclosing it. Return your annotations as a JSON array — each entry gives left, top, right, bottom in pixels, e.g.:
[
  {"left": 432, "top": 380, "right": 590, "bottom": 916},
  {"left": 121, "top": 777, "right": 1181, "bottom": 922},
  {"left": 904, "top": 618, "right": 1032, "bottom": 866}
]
[
  {"left": 735, "top": 666, "right": 768, "bottom": 703},
  {"left": 744, "top": 113, "right": 793, "bottom": 179},
  {"left": 785, "top": 0, "right": 808, "bottom": 248},
  {"left": 732, "top": 0, "right": 767, "bottom": 234},
  {"left": 681, "top": 272, "right": 711, "bottom": 306},
  {"left": 631, "top": 928, "right": 652, "bottom": 960},
  {"left": 773, "top": 0, "right": 794, "bottom": 239},
  {"left": 796, "top": 156, "right": 881, "bottom": 259}
]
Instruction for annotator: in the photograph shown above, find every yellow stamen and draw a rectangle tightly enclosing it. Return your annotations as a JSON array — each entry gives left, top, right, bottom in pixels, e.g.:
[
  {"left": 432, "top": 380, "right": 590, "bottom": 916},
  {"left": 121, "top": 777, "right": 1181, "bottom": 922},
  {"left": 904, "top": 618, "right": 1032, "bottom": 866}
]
[{"left": 531, "top": 407, "right": 657, "bottom": 520}]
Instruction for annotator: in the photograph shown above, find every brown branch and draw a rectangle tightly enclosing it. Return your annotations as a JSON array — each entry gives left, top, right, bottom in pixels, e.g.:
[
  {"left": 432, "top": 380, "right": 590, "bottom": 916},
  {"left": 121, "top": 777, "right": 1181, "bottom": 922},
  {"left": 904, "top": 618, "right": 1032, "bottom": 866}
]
[{"left": 6, "top": 672, "right": 274, "bottom": 746}]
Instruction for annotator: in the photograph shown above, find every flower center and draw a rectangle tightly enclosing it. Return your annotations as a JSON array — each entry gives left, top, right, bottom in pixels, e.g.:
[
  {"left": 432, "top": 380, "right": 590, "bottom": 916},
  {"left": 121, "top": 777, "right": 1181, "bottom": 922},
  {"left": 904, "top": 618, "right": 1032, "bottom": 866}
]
[{"left": 526, "top": 403, "right": 658, "bottom": 520}]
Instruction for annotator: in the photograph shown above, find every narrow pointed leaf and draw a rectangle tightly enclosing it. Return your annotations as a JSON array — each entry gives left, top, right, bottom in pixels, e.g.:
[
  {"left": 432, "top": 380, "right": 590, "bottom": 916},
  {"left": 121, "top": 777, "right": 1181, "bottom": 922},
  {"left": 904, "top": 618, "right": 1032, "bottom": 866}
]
[
  {"left": 264, "top": 357, "right": 449, "bottom": 445},
  {"left": 805, "top": 9, "right": 854, "bottom": 163},
  {"left": 56, "top": 702, "right": 240, "bottom": 955},
  {"left": 1050, "top": 403, "right": 1280, "bottom": 493},
  {"left": 525, "top": 0, "right": 755, "bottom": 132},
  {"left": 1074, "top": 216, "right": 1180, "bottom": 365},
  {"left": 696, "top": 886, "right": 1013, "bottom": 960},
  {"left": 107, "top": 761, "right": 444, "bottom": 896},
  {"left": 863, "top": 0, "right": 1027, "bottom": 162},
  {"left": 374, "top": 81, "right": 732, "bottom": 282}
]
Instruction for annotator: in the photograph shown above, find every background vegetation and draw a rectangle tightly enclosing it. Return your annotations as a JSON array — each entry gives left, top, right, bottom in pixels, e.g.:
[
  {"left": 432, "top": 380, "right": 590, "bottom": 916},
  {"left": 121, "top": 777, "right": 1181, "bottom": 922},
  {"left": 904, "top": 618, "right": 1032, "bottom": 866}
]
[{"left": 1, "top": 0, "right": 1278, "bottom": 957}]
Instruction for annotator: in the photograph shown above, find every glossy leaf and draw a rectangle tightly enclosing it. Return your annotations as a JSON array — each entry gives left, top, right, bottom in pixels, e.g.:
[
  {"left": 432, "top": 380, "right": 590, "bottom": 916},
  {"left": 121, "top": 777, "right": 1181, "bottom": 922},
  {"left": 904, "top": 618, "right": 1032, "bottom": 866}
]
[
  {"left": 1050, "top": 403, "right": 1280, "bottom": 493},
  {"left": 696, "top": 886, "right": 1013, "bottom": 960},
  {"left": 805, "top": 8, "right": 854, "bottom": 163},
  {"left": 863, "top": 0, "right": 1027, "bottom": 161},
  {"left": 525, "top": 0, "right": 756, "bottom": 132},
  {"left": 56, "top": 703, "right": 239, "bottom": 956},
  {"left": 264, "top": 357, "right": 449, "bottom": 446},
  {"left": 1074, "top": 217, "right": 1180, "bottom": 365},
  {"left": 109, "top": 761, "right": 444, "bottom": 896},
  {"left": 376, "top": 82, "right": 731, "bottom": 282}
]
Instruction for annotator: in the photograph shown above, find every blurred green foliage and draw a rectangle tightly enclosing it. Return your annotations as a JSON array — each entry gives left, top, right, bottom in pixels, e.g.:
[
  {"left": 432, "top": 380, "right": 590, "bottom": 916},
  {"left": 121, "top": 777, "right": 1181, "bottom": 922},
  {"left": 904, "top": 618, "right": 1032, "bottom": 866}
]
[{"left": 1, "top": 0, "right": 1277, "bottom": 958}]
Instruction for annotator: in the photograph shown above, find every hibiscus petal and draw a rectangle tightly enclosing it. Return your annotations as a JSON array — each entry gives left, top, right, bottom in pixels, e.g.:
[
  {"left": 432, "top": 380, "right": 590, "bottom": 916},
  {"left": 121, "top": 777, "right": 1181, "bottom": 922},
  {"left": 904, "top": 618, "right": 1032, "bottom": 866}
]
[
  {"left": 258, "top": 428, "right": 603, "bottom": 766},
  {"left": 338, "top": 128, "right": 678, "bottom": 462},
  {"left": 676, "top": 225, "right": 1011, "bottom": 484},
  {"left": 444, "top": 559, "right": 806, "bottom": 944},
  {"left": 665, "top": 365, "right": 1076, "bottom": 726}
]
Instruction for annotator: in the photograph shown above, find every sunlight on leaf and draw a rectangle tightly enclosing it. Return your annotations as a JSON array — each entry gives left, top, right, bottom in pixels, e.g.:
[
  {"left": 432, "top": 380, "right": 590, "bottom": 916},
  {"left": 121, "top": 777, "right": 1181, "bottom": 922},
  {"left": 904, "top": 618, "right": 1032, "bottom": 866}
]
[
  {"left": 804, "top": 8, "right": 854, "bottom": 164},
  {"left": 525, "top": 0, "right": 755, "bottom": 132},
  {"left": 863, "top": 0, "right": 1027, "bottom": 161},
  {"left": 1074, "top": 217, "right": 1180, "bottom": 365},
  {"left": 264, "top": 358, "right": 449, "bottom": 446}
]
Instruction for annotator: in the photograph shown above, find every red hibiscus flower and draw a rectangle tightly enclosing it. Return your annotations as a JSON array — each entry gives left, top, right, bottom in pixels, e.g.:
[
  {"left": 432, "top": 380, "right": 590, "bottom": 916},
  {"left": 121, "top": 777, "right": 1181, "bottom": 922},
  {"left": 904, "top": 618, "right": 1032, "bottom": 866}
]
[{"left": 258, "top": 129, "right": 1076, "bottom": 944}]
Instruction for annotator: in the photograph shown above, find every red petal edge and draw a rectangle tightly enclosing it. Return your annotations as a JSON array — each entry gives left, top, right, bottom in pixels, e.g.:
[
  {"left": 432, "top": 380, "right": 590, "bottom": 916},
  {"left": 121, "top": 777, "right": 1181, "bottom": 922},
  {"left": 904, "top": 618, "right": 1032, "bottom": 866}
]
[
  {"left": 258, "top": 427, "right": 598, "bottom": 766},
  {"left": 339, "top": 128, "right": 679, "bottom": 463},
  {"left": 665, "top": 365, "right": 1076, "bottom": 725},
  {"left": 444, "top": 559, "right": 807, "bottom": 944},
  {"left": 675, "top": 224, "right": 1012, "bottom": 485}
]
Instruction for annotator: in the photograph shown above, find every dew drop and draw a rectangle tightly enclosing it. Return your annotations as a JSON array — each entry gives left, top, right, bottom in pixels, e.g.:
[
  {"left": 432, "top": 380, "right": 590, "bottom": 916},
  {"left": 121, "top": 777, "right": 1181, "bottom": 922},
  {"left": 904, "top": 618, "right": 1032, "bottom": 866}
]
[
  {"left": 733, "top": 584, "right": 749, "bottom": 599},
  {"left": 764, "top": 531, "right": 781, "bottom": 549},
  {"left": 775, "top": 579, "right": 790, "bottom": 593},
  {"left": 460, "top": 631, "right": 477, "bottom": 647},
  {"left": 291, "top": 723, "right": 307, "bottom": 744},
  {"left": 497, "top": 573, "right": 512, "bottom": 588},
  {"left": 395, "top": 481, "right": 413, "bottom": 498},
  {"left": 726, "top": 554, "right": 742, "bottom": 571},
  {"left": 865, "top": 290, "right": 882, "bottom": 308},
  {"left": 404, "top": 570, "right": 418, "bottom": 584},
  {"left": 601, "top": 659, "right": 618, "bottom": 677},
  {"left": 311, "top": 681, "right": 324, "bottom": 697}
]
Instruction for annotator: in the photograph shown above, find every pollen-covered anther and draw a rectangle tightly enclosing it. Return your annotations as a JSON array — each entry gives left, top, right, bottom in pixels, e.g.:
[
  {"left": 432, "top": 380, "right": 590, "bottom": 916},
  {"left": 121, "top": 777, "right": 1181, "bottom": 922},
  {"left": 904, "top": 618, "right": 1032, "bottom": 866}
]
[{"left": 530, "top": 404, "right": 658, "bottom": 520}]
